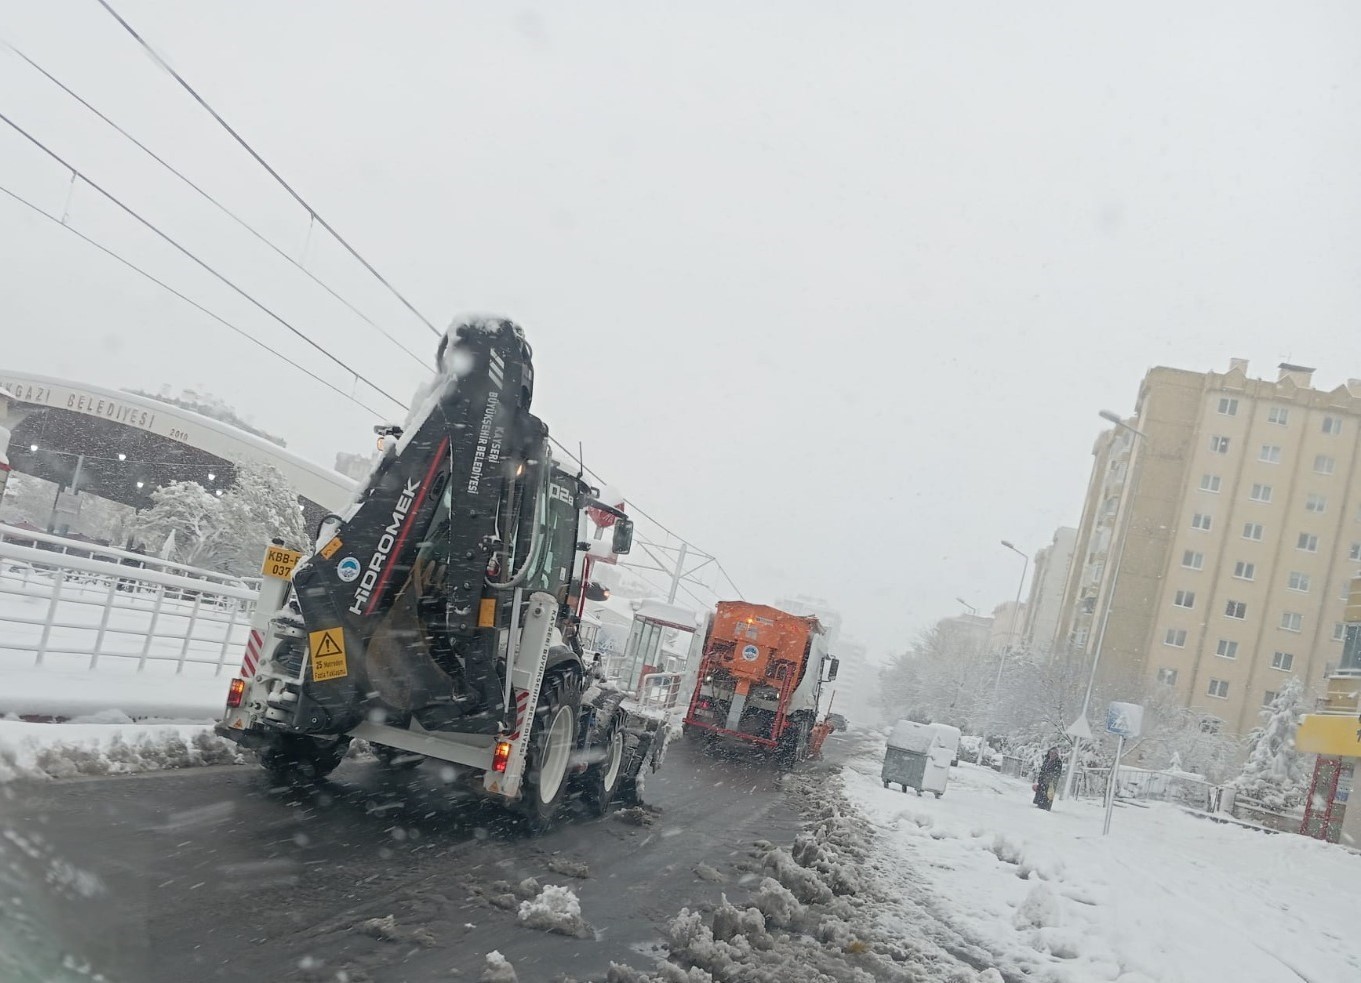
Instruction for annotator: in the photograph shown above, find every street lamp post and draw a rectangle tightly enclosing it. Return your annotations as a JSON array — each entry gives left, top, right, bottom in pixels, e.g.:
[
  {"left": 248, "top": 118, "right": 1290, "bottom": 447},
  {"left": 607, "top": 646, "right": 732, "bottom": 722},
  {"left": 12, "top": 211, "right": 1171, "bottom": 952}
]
[
  {"left": 1061, "top": 410, "right": 1147, "bottom": 800},
  {"left": 977, "top": 540, "right": 1029, "bottom": 763}
]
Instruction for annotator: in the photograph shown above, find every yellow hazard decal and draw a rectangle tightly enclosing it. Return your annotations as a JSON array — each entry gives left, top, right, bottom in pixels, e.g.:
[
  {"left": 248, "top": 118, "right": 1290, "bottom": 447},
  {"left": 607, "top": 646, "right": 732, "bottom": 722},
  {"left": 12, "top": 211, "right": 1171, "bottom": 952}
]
[
  {"left": 309, "top": 628, "right": 348, "bottom": 681},
  {"left": 319, "top": 537, "right": 343, "bottom": 560}
]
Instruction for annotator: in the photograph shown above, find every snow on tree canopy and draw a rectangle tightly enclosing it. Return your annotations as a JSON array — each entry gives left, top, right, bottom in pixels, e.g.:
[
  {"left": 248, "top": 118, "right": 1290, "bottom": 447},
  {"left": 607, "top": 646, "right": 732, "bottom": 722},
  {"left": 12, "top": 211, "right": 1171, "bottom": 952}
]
[{"left": 1233, "top": 676, "right": 1311, "bottom": 811}]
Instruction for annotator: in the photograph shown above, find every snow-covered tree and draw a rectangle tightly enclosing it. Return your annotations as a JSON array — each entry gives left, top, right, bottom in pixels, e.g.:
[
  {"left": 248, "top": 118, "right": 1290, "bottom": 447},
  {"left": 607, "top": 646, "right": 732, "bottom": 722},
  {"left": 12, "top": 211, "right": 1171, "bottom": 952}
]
[
  {"left": 133, "top": 461, "right": 307, "bottom": 575},
  {"left": 212, "top": 462, "right": 308, "bottom": 574},
  {"left": 1234, "top": 677, "right": 1311, "bottom": 811},
  {"left": 1124, "top": 684, "right": 1241, "bottom": 783},
  {"left": 875, "top": 625, "right": 994, "bottom": 731},
  {"left": 132, "top": 480, "right": 222, "bottom": 565}
]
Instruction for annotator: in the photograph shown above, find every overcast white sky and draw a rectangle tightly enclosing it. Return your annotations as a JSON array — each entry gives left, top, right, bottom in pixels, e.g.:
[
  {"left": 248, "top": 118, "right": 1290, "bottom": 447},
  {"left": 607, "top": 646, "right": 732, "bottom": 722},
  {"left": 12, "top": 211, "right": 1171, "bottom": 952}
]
[{"left": 2, "top": 1, "right": 1359, "bottom": 656}]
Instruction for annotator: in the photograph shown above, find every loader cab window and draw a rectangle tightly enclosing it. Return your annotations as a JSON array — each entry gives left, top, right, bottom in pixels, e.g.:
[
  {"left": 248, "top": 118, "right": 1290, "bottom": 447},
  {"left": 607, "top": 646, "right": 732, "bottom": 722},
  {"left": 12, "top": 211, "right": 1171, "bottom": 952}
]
[{"left": 524, "top": 472, "right": 580, "bottom": 596}]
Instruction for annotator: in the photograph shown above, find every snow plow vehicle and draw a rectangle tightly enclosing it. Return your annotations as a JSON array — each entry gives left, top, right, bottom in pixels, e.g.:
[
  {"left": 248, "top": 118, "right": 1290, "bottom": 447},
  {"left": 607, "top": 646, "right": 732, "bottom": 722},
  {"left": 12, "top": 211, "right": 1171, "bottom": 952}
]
[
  {"left": 682, "top": 601, "right": 840, "bottom": 765},
  {"left": 217, "top": 316, "right": 669, "bottom": 828}
]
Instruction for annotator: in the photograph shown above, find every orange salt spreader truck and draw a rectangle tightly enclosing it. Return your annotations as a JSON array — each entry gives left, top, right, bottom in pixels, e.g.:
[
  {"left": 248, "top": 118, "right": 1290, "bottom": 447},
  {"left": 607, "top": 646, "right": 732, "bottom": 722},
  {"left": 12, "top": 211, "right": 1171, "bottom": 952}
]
[{"left": 682, "top": 601, "right": 841, "bottom": 764}]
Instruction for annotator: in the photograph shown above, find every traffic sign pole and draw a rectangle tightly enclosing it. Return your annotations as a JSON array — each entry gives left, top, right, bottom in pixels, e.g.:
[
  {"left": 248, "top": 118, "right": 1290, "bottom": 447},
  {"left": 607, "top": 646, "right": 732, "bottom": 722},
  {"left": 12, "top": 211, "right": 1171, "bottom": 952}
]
[{"left": 1102, "top": 734, "right": 1125, "bottom": 835}]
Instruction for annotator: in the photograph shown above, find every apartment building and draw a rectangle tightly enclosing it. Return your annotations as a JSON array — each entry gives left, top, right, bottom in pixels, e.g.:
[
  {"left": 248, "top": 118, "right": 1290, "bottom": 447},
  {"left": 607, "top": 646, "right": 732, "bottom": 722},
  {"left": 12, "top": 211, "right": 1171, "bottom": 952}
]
[
  {"left": 1023, "top": 526, "right": 1078, "bottom": 653},
  {"left": 1058, "top": 360, "right": 1361, "bottom": 736}
]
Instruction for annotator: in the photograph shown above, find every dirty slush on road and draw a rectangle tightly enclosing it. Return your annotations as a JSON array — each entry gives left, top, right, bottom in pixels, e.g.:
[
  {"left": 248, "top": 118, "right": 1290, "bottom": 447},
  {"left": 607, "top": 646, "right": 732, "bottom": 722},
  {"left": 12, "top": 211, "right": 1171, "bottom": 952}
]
[
  {"left": 267, "top": 751, "right": 1001, "bottom": 983},
  {"left": 598, "top": 767, "right": 999, "bottom": 983}
]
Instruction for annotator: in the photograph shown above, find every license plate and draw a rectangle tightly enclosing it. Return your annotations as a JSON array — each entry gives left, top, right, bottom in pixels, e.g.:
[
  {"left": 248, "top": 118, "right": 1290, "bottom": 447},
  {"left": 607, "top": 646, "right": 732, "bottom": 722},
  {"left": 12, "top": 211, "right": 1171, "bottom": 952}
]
[{"left": 261, "top": 546, "right": 302, "bottom": 580}]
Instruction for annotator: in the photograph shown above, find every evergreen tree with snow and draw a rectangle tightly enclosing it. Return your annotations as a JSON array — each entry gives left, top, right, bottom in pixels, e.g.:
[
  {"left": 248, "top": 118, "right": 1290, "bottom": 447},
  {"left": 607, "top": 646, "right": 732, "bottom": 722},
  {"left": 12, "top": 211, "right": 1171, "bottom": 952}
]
[{"left": 1234, "top": 677, "right": 1311, "bottom": 811}]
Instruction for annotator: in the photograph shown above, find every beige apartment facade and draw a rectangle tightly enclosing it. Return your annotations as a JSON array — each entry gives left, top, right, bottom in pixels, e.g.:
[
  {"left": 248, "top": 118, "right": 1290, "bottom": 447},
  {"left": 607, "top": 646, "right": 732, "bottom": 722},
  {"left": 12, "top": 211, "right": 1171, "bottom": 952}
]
[{"left": 1059, "top": 360, "right": 1361, "bottom": 736}]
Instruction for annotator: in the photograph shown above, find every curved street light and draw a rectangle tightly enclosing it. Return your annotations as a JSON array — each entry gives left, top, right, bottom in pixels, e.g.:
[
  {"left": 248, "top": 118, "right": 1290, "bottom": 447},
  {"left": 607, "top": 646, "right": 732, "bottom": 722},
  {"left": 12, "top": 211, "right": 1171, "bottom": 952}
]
[{"left": 977, "top": 540, "right": 1030, "bottom": 761}]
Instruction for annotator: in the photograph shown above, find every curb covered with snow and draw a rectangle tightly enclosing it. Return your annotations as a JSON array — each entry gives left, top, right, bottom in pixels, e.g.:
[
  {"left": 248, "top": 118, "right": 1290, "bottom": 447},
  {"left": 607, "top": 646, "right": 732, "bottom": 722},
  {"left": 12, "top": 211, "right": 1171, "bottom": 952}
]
[
  {"left": 606, "top": 769, "right": 998, "bottom": 983},
  {"left": 0, "top": 717, "right": 245, "bottom": 782}
]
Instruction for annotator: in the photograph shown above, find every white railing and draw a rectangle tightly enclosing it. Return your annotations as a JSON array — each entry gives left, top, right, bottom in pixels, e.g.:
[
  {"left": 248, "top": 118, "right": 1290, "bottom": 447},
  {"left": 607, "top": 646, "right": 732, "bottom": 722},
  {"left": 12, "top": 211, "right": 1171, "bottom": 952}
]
[
  {"left": 637, "top": 671, "right": 685, "bottom": 713},
  {"left": 0, "top": 538, "right": 258, "bottom": 675},
  {"left": 0, "top": 522, "right": 259, "bottom": 591}
]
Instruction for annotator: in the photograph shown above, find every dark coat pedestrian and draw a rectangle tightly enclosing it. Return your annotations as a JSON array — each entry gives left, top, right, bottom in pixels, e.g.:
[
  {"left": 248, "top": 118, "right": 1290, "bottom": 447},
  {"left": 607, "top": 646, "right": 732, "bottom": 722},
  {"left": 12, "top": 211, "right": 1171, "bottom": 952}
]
[{"left": 1034, "top": 747, "right": 1063, "bottom": 810}]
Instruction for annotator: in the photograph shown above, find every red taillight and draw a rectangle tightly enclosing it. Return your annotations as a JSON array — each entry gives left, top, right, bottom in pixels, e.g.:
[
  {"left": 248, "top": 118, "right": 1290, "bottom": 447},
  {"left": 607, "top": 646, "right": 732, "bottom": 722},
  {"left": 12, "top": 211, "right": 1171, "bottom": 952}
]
[
  {"left": 226, "top": 677, "right": 246, "bottom": 708},
  {"left": 492, "top": 740, "right": 512, "bottom": 773}
]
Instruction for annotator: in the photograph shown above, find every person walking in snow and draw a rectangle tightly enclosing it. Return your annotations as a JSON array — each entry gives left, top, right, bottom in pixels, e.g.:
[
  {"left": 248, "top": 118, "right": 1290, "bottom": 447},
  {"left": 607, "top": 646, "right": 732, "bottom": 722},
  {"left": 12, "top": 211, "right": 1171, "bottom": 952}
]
[{"left": 1033, "top": 747, "right": 1062, "bottom": 810}]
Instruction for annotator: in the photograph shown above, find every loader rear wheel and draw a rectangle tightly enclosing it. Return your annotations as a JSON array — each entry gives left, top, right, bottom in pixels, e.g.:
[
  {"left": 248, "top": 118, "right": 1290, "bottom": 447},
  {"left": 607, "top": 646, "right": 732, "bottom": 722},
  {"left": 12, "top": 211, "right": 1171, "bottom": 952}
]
[
  {"left": 520, "top": 670, "right": 582, "bottom": 831},
  {"left": 582, "top": 714, "right": 626, "bottom": 816},
  {"left": 261, "top": 734, "right": 350, "bottom": 785}
]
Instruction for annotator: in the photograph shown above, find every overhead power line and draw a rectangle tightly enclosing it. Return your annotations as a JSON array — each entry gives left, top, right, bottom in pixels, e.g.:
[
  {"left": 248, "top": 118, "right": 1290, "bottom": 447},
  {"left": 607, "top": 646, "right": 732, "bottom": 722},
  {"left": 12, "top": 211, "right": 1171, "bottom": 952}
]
[
  {"left": 0, "top": 181, "right": 389, "bottom": 418},
  {"left": 0, "top": 109, "right": 408, "bottom": 409},
  {"left": 547, "top": 434, "right": 744, "bottom": 599},
  {"left": 2, "top": 41, "right": 433, "bottom": 371},
  {"left": 94, "top": 0, "right": 441, "bottom": 338}
]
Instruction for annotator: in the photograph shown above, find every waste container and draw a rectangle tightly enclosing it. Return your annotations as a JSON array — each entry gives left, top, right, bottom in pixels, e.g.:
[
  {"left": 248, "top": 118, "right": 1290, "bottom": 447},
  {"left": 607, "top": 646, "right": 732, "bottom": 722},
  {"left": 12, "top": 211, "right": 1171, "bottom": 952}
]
[{"left": 882, "top": 720, "right": 951, "bottom": 797}]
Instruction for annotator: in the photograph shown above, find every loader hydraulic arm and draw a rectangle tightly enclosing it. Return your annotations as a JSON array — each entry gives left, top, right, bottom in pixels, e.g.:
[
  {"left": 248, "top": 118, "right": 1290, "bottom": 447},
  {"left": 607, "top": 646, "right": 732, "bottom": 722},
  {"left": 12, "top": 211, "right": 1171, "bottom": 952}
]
[{"left": 280, "top": 317, "right": 552, "bottom": 737}]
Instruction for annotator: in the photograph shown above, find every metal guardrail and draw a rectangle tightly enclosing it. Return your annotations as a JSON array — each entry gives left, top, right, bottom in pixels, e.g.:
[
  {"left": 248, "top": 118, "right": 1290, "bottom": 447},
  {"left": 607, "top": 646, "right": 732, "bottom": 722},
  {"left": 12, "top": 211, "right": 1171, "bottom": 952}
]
[
  {"left": 637, "top": 671, "right": 685, "bottom": 713},
  {"left": 0, "top": 538, "right": 258, "bottom": 674},
  {"left": 0, "top": 522, "right": 258, "bottom": 590}
]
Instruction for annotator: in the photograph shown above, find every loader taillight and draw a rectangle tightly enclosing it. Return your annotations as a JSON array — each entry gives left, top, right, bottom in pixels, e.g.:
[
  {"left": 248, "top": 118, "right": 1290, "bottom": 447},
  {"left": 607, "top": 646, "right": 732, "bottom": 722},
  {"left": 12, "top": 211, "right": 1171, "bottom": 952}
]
[
  {"left": 478, "top": 598, "right": 497, "bottom": 628},
  {"left": 492, "top": 740, "right": 512, "bottom": 773},
  {"left": 226, "top": 677, "right": 246, "bottom": 708}
]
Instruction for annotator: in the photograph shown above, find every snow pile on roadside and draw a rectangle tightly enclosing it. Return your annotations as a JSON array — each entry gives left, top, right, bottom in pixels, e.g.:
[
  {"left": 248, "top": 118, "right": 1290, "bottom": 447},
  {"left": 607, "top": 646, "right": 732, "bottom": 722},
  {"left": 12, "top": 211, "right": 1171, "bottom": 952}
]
[
  {"left": 517, "top": 884, "right": 591, "bottom": 938},
  {"left": 607, "top": 770, "right": 992, "bottom": 983},
  {"left": 480, "top": 950, "right": 518, "bottom": 982},
  {"left": 842, "top": 744, "right": 1361, "bottom": 983},
  {"left": 0, "top": 718, "right": 244, "bottom": 782}
]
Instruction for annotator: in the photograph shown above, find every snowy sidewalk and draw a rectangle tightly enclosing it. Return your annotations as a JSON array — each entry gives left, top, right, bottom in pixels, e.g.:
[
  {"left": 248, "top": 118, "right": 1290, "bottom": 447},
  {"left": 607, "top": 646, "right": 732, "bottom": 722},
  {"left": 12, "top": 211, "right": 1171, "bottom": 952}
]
[
  {"left": 0, "top": 664, "right": 230, "bottom": 721},
  {"left": 843, "top": 744, "right": 1361, "bottom": 983}
]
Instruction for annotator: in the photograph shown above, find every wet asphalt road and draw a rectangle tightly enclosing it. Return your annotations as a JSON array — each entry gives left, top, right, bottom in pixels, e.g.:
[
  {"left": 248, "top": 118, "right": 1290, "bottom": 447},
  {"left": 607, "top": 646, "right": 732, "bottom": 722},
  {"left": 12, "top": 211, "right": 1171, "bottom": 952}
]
[{"left": 3, "top": 732, "right": 857, "bottom": 983}]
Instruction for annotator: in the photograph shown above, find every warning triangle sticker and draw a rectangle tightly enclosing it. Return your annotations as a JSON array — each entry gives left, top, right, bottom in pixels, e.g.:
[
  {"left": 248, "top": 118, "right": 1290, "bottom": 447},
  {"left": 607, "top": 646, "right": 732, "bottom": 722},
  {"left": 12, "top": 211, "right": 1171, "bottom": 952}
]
[{"left": 315, "top": 631, "right": 343, "bottom": 657}]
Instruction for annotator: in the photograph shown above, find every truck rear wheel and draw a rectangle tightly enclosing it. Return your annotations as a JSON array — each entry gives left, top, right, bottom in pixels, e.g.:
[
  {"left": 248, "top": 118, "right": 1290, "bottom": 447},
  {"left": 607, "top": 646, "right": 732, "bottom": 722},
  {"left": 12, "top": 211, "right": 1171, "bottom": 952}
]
[
  {"left": 777, "top": 717, "right": 810, "bottom": 769},
  {"left": 520, "top": 670, "right": 582, "bottom": 830},
  {"left": 261, "top": 734, "right": 350, "bottom": 785},
  {"left": 582, "top": 714, "right": 625, "bottom": 816}
]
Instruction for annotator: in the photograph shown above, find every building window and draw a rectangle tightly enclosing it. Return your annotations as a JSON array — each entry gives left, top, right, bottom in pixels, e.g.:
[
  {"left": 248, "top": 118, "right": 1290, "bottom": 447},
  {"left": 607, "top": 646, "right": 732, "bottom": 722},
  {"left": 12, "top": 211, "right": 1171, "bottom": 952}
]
[
  {"left": 1287, "top": 571, "right": 1311, "bottom": 592},
  {"left": 1315, "top": 454, "right": 1335, "bottom": 475},
  {"left": 1280, "top": 612, "right": 1303, "bottom": 633},
  {"left": 1225, "top": 600, "right": 1247, "bottom": 620},
  {"left": 1164, "top": 628, "right": 1188, "bottom": 647},
  {"left": 1072, "top": 628, "right": 1089, "bottom": 648},
  {"left": 1322, "top": 415, "right": 1343, "bottom": 436},
  {"left": 1173, "top": 589, "right": 1196, "bottom": 609},
  {"left": 1267, "top": 406, "right": 1289, "bottom": 426},
  {"left": 1350, "top": 543, "right": 1361, "bottom": 561},
  {"left": 1191, "top": 513, "right": 1213, "bottom": 532},
  {"left": 1271, "top": 651, "right": 1295, "bottom": 671},
  {"left": 1306, "top": 493, "right": 1328, "bottom": 514},
  {"left": 1157, "top": 668, "right": 1179, "bottom": 686},
  {"left": 1207, "top": 679, "right": 1230, "bottom": 699},
  {"left": 1217, "top": 397, "right": 1239, "bottom": 416},
  {"left": 1200, "top": 474, "right": 1221, "bottom": 493},
  {"left": 1182, "top": 550, "right": 1204, "bottom": 570},
  {"left": 1263, "top": 690, "right": 1279, "bottom": 707},
  {"left": 1242, "top": 522, "right": 1264, "bottom": 542},
  {"left": 1334, "top": 622, "right": 1346, "bottom": 642},
  {"left": 1249, "top": 483, "right": 1273, "bottom": 503},
  {"left": 1210, "top": 436, "right": 1231, "bottom": 454},
  {"left": 1296, "top": 532, "right": 1319, "bottom": 552},
  {"left": 1259, "top": 444, "right": 1283, "bottom": 464},
  {"left": 1233, "top": 561, "right": 1256, "bottom": 580},
  {"left": 1216, "top": 639, "right": 1238, "bottom": 660}
]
